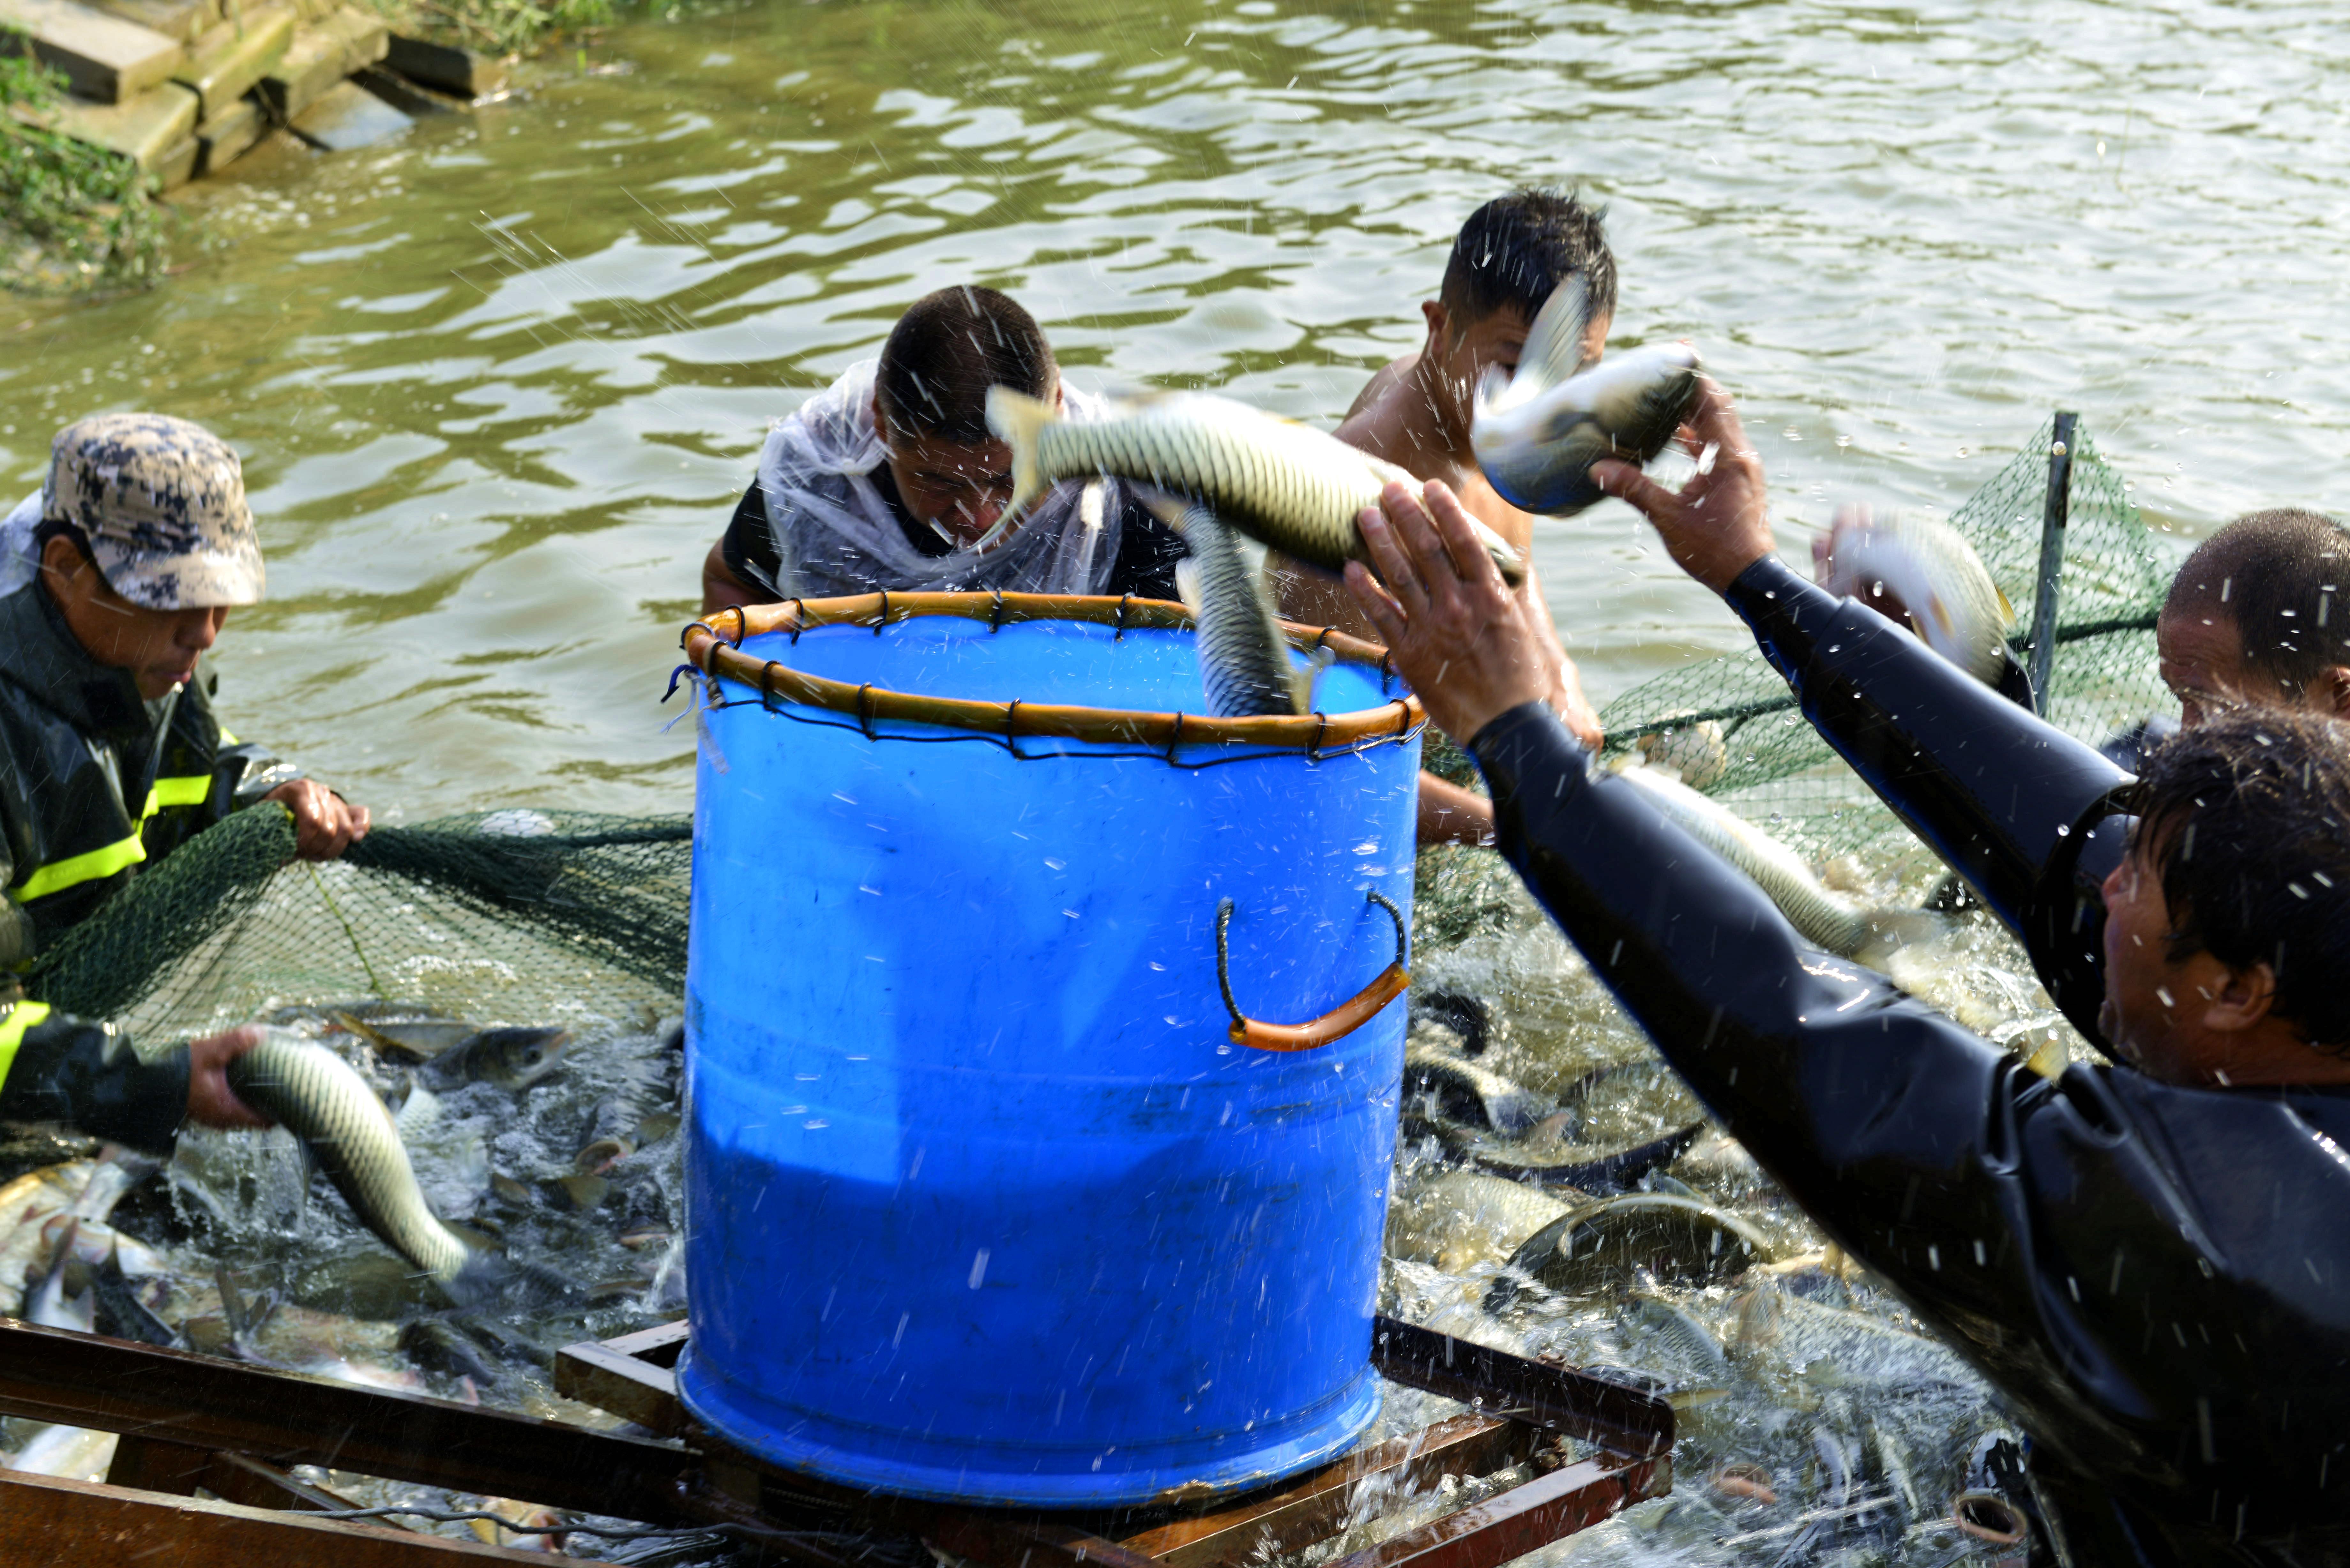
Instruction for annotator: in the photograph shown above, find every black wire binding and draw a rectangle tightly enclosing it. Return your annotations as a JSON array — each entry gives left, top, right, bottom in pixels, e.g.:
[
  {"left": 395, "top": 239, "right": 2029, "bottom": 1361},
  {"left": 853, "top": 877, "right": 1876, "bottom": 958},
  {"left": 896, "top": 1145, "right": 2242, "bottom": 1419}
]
[
  {"left": 758, "top": 660, "right": 783, "bottom": 713},
  {"left": 856, "top": 682, "right": 876, "bottom": 739},
  {"left": 989, "top": 588, "right": 1007, "bottom": 631},
  {"left": 874, "top": 589, "right": 890, "bottom": 634},
  {"left": 1166, "top": 711, "right": 1185, "bottom": 762},
  {"left": 1115, "top": 593, "right": 1134, "bottom": 639}
]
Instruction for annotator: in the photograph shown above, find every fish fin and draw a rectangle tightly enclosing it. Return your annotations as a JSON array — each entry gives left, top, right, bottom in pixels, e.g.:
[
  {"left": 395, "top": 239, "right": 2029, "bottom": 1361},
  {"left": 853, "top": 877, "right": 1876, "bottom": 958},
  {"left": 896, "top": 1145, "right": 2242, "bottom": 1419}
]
[
  {"left": 1994, "top": 584, "right": 2015, "bottom": 626},
  {"left": 1492, "top": 273, "right": 1596, "bottom": 410},
  {"left": 1469, "top": 518, "right": 1528, "bottom": 588},
  {"left": 982, "top": 386, "right": 1057, "bottom": 547},
  {"left": 1133, "top": 486, "right": 1195, "bottom": 533},
  {"left": 1173, "top": 556, "right": 1205, "bottom": 618}
]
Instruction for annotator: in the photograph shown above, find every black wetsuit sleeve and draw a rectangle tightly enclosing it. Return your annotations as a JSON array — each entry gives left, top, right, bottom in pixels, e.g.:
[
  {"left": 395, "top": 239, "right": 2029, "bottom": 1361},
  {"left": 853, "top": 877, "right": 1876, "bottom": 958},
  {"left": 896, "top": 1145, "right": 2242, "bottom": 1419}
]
[
  {"left": 1106, "top": 497, "right": 1186, "bottom": 601},
  {"left": 1721, "top": 554, "right": 2134, "bottom": 1042},
  {"left": 719, "top": 480, "right": 779, "bottom": 593},
  {"left": 0, "top": 1008, "right": 187, "bottom": 1153}
]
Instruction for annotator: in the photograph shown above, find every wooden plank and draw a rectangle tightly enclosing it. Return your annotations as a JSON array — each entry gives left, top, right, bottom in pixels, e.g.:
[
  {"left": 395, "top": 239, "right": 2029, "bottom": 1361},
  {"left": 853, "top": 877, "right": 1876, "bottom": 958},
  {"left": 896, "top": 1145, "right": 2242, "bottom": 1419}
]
[
  {"left": 107, "top": 1431, "right": 215, "bottom": 1494},
  {"left": 553, "top": 1337, "right": 688, "bottom": 1436},
  {"left": 1322, "top": 1455, "right": 1668, "bottom": 1568},
  {"left": 1370, "top": 1316, "right": 1674, "bottom": 1459},
  {"left": 0, "top": 1319, "right": 699, "bottom": 1524},
  {"left": 194, "top": 93, "right": 261, "bottom": 171},
  {"left": 0, "top": 0, "right": 181, "bottom": 101},
  {"left": 93, "top": 0, "right": 215, "bottom": 42},
  {"left": 0, "top": 1468, "right": 613, "bottom": 1565},
  {"left": 172, "top": 1, "right": 290, "bottom": 118},
  {"left": 254, "top": 3, "right": 379, "bottom": 120},
  {"left": 1116, "top": 1415, "right": 1524, "bottom": 1568}
]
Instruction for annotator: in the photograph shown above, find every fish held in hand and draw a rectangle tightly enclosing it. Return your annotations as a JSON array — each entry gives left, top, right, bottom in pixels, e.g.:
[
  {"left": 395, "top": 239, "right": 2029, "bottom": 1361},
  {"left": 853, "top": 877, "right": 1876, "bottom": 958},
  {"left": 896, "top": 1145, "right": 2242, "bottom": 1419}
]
[
  {"left": 1471, "top": 278, "right": 1702, "bottom": 516},
  {"left": 226, "top": 1030, "right": 575, "bottom": 1308},
  {"left": 1148, "top": 494, "right": 1313, "bottom": 718},
  {"left": 1814, "top": 502, "right": 2013, "bottom": 685},
  {"left": 985, "top": 385, "right": 1526, "bottom": 585}
]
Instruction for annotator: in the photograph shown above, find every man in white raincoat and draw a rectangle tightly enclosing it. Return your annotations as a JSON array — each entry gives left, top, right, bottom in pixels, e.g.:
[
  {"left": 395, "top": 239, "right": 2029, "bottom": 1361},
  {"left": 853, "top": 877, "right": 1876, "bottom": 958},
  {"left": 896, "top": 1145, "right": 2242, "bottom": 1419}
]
[{"left": 701, "top": 286, "right": 1184, "bottom": 610}]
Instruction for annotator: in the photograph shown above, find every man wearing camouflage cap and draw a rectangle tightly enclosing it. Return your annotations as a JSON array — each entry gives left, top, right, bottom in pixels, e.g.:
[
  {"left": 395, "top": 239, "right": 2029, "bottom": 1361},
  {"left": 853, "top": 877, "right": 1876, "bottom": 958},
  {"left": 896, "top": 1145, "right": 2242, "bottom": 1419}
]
[{"left": 0, "top": 414, "right": 370, "bottom": 1149}]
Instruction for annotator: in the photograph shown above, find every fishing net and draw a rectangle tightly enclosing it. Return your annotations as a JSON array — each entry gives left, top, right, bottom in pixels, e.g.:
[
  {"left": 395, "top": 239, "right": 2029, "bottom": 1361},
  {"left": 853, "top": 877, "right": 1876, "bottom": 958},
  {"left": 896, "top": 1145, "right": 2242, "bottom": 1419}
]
[
  {"left": 1597, "top": 416, "right": 2171, "bottom": 876},
  {"left": 22, "top": 803, "right": 691, "bottom": 1046}
]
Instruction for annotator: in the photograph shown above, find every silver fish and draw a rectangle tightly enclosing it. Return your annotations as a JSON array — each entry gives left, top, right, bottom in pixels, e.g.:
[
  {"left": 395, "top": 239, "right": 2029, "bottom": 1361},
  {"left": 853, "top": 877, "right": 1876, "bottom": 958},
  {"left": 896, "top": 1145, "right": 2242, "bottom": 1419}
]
[
  {"left": 1402, "top": 1045, "right": 1555, "bottom": 1136},
  {"left": 1386, "top": 1170, "right": 1572, "bottom": 1274},
  {"left": 1815, "top": 503, "right": 2014, "bottom": 685},
  {"left": 226, "top": 1030, "right": 495, "bottom": 1299},
  {"left": 1621, "top": 1293, "right": 1733, "bottom": 1385},
  {"left": 1147, "top": 494, "right": 1312, "bottom": 717},
  {"left": 1489, "top": 1191, "right": 1778, "bottom": 1306},
  {"left": 418, "top": 1026, "right": 571, "bottom": 1092},
  {"left": 1472, "top": 277, "right": 1702, "bottom": 516},
  {"left": 985, "top": 386, "right": 1527, "bottom": 585},
  {"left": 1612, "top": 763, "right": 1874, "bottom": 957},
  {"left": 3, "top": 1423, "right": 117, "bottom": 1480}
]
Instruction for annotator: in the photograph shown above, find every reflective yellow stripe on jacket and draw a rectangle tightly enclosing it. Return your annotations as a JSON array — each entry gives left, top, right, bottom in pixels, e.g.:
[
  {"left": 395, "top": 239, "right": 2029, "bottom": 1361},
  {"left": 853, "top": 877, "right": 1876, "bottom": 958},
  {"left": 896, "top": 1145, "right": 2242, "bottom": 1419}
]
[
  {"left": 0, "top": 1001, "right": 51, "bottom": 1090},
  {"left": 6, "top": 774, "right": 215, "bottom": 905}
]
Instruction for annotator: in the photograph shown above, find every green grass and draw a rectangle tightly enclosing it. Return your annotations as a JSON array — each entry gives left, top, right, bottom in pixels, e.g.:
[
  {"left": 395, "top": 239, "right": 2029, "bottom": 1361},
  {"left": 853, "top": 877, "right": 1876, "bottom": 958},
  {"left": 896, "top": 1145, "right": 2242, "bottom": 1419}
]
[
  {"left": 362, "top": 0, "right": 617, "bottom": 57},
  {"left": 0, "top": 54, "right": 169, "bottom": 296}
]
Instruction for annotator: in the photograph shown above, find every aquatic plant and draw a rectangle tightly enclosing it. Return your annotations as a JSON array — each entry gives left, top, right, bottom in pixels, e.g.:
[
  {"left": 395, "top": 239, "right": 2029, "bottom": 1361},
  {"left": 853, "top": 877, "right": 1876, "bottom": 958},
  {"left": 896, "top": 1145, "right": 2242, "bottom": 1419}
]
[
  {"left": 0, "top": 56, "right": 169, "bottom": 296},
  {"left": 361, "top": 0, "right": 619, "bottom": 58}
]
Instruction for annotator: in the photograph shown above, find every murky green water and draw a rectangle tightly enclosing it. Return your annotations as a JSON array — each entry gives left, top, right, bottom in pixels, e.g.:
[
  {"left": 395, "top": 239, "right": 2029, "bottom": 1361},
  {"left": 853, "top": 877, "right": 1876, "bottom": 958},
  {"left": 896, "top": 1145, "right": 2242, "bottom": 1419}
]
[
  {"left": 4, "top": 0, "right": 2341, "bottom": 817},
  {"left": 0, "top": 0, "right": 2334, "bottom": 1557}
]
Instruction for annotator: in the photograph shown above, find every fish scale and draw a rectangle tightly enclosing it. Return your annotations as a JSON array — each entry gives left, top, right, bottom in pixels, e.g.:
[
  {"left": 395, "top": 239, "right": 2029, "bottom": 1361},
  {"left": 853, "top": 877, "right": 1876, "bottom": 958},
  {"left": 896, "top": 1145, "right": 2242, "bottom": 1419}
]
[{"left": 986, "top": 386, "right": 1526, "bottom": 585}]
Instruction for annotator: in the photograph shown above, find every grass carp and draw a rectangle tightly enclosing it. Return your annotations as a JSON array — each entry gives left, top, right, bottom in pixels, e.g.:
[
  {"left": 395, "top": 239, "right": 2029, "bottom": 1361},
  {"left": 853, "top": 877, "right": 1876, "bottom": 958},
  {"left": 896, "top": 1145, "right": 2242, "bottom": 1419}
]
[
  {"left": 1471, "top": 276, "right": 1702, "bottom": 516},
  {"left": 1148, "top": 494, "right": 1313, "bottom": 717},
  {"left": 1402, "top": 1045, "right": 1555, "bottom": 1136},
  {"left": 227, "top": 1030, "right": 564, "bottom": 1306},
  {"left": 1488, "top": 1191, "right": 1777, "bottom": 1308},
  {"left": 985, "top": 386, "right": 1527, "bottom": 585},
  {"left": 418, "top": 1026, "right": 571, "bottom": 1091},
  {"left": 1814, "top": 503, "right": 2013, "bottom": 685},
  {"left": 1386, "top": 1170, "right": 1572, "bottom": 1274}
]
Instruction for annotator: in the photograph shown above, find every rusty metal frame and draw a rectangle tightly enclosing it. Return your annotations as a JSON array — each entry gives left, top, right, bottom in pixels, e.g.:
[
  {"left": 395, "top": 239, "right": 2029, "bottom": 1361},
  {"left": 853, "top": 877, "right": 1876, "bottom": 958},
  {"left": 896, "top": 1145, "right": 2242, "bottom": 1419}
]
[{"left": 681, "top": 593, "right": 1425, "bottom": 752}]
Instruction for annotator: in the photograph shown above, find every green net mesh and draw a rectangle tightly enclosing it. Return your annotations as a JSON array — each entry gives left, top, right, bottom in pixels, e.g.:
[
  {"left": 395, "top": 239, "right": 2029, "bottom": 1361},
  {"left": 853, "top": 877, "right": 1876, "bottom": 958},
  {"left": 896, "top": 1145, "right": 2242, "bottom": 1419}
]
[
  {"left": 23, "top": 805, "right": 691, "bottom": 1045},
  {"left": 1596, "top": 416, "right": 2170, "bottom": 878}
]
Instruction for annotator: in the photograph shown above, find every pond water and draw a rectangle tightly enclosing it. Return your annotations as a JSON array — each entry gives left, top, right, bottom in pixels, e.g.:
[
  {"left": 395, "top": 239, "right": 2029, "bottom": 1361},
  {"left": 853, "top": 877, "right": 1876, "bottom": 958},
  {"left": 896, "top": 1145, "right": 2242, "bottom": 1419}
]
[
  {"left": 0, "top": 0, "right": 2338, "bottom": 1559},
  {"left": 2, "top": 0, "right": 2341, "bottom": 818}
]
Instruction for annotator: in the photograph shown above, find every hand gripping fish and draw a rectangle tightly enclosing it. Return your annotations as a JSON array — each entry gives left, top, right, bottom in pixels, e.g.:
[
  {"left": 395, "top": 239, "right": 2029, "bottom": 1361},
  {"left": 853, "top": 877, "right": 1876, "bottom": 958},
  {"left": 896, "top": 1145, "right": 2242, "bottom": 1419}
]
[
  {"left": 1142, "top": 494, "right": 1314, "bottom": 717},
  {"left": 1471, "top": 275, "right": 1702, "bottom": 517},
  {"left": 228, "top": 1031, "right": 574, "bottom": 1308},
  {"left": 986, "top": 386, "right": 1527, "bottom": 586}
]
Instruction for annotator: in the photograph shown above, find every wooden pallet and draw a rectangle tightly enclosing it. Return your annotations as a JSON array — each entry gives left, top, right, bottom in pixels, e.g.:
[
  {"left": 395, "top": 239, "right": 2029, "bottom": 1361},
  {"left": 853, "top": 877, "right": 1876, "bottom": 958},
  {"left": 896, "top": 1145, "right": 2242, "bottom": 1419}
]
[
  {"left": 553, "top": 1315, "right": 1674, "bottom": 1568},
  {"left": 0, "top": 1311, "right": 1670, "bottom": 1567}
]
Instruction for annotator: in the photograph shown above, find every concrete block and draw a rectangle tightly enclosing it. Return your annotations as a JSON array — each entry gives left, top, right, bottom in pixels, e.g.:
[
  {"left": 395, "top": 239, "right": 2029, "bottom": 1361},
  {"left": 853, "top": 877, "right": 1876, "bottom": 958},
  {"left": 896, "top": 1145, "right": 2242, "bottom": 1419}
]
[
  {"left": 255, "top": 4, "right": 379, "bottom": 118},
  {"left": 171, "top": 0, "right": 288, "bottom": 118},
  {"left": 93, "top": 0, "right": 215, "bottom": 43},
  {"left": 382, "top": 30, "right": 501, "bottom": 98},
  {"left": 41, "top": 79, "right": 198, "bottom": 169},
  {"left": 154, "top": 127, "right": 194, "bottom": 186},
  {"left": 192, "top": 89, "right": 256, "bottom": 170},
  {"left": 286, "top": 74, "right": 405, "bottom": 149},
  {"left": 0, "top": 0, "right": 183, "bottom": 103}
]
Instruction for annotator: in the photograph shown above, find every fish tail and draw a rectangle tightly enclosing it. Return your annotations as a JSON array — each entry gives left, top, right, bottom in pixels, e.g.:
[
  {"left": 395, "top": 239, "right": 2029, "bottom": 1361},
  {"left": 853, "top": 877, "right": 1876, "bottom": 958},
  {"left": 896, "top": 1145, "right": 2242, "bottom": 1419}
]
[{"left": 983, "top": 386, "right": 1058, "bottom": 545}]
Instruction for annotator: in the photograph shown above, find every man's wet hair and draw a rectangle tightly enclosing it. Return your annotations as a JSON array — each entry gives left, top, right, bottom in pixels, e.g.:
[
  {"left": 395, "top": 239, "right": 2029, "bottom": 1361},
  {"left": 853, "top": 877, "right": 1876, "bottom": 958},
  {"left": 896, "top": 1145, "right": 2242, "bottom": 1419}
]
[
  {"left": 1438, "top": 188, "right": 1617, "bottom": 334},
  {"left": 2134, "top": 707, "right": 2350, "bottom": 1051},
  {"left": 2163, "top": 508, "right": 2350, "bottom": 699},
  {"left": 874, "top": 285, "right": 1057, "bottom": 445}
]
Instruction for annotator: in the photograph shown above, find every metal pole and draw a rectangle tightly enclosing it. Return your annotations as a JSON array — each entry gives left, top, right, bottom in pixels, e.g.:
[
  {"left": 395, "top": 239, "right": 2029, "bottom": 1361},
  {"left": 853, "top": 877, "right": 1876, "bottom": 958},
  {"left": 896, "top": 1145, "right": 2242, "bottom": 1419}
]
[{"left": 2027, "top": 411, "right": 2079, "bottom": 712}]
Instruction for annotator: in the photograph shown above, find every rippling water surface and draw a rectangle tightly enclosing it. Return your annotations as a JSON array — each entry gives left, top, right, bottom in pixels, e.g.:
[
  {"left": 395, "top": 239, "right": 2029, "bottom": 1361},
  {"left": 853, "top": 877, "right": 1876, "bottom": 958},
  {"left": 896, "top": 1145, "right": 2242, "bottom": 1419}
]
[{"left": 4, "top": 0, "right": 2343, "bottom": 814}]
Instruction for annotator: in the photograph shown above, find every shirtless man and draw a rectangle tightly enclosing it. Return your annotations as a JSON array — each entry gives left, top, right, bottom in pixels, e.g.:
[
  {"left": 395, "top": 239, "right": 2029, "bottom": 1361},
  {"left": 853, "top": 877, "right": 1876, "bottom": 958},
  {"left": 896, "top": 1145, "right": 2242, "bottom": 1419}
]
[{"left": 1275, "top": 188, "right": 1613, "bottom": 843}]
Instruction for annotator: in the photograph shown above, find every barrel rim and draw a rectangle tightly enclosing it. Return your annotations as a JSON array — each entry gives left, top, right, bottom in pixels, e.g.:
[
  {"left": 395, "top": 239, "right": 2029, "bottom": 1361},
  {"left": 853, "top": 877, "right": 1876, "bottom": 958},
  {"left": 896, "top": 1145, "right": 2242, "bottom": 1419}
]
[{"left": 680, "top": 592, "right": 1426, "bottom": 751}]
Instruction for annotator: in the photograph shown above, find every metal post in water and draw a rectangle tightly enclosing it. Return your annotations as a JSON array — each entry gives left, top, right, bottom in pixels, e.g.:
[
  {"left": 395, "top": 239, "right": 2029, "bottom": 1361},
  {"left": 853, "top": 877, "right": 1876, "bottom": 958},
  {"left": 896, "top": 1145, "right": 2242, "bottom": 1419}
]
[{"left": 2026, "top": 411, "right": 2079, "bottom": 713}]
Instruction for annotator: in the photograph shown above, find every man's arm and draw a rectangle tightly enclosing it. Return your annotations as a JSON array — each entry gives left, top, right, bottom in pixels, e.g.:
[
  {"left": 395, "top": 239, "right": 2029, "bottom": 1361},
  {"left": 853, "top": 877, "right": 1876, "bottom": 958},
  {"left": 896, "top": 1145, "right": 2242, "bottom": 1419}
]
[
  {"left": 703, "top": 480, "right": 775, "bottom": 616},
  {"left": 1593, "top": 380, "right": 2129, "bottom": 1039},
  {"left": 0, "top": 1003, "right": 265, "bottom": 1151}
]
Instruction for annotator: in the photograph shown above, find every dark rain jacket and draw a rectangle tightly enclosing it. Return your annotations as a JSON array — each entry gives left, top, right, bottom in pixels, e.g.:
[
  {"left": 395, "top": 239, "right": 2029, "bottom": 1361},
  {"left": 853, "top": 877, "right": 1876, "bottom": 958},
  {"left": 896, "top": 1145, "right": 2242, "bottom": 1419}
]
[
  {"left": 0, "top": 577, "right": 296, "bottom": 1151},
  {"left": 1469, "top": 555, "right": 2350, "bottom": 1568}
]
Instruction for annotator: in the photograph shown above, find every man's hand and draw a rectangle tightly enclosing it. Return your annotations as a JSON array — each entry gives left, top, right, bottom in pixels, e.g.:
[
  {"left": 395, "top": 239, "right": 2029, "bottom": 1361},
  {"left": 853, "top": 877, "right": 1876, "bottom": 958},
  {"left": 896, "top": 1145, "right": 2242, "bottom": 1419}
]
[
  {"left": 265, "top": 780, "right": 369, "bottom": 860},
  {"left": 1345, "top": 479, "right": 1567, "bottom": 746},
  {"left": 186, "top": 1026, "right": 270, "bottom": 1130},
  {"left": 1591, "top": 375, "right": 1775, "bottom": 594}
]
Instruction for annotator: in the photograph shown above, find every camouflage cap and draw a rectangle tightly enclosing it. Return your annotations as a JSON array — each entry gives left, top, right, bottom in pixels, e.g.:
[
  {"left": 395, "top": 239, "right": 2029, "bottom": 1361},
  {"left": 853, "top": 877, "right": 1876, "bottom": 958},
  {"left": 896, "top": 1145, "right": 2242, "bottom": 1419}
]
[{"left": 40, "top": 413, "right": 264, "bottom": 609}]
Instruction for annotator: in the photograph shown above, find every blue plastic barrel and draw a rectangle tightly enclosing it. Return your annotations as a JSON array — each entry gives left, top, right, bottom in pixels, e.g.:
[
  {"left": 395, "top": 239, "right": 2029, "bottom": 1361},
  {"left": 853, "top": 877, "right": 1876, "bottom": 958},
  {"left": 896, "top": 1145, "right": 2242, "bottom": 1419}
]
[{"left": 678, "top": 594, "right": 1422, "bottom": 1507}]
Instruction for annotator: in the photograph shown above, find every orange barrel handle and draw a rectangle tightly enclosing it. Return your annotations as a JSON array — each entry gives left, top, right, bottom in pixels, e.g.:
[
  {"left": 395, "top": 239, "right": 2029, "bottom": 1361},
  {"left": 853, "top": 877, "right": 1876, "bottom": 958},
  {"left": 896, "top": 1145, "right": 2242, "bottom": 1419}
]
[{"left": 1216, "top": 892, "right": 1410, "bottom": 1053}]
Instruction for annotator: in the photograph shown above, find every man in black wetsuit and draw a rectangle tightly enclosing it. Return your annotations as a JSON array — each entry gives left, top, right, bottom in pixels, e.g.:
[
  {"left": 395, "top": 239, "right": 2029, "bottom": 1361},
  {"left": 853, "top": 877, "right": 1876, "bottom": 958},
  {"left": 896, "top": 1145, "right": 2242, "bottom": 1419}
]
[
  {"left": 700, "top": 285, "right": 1184, "bottom": 613},
  {"left": 1344, "top": 381, "right": 2350, "bottom": 1566}
]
